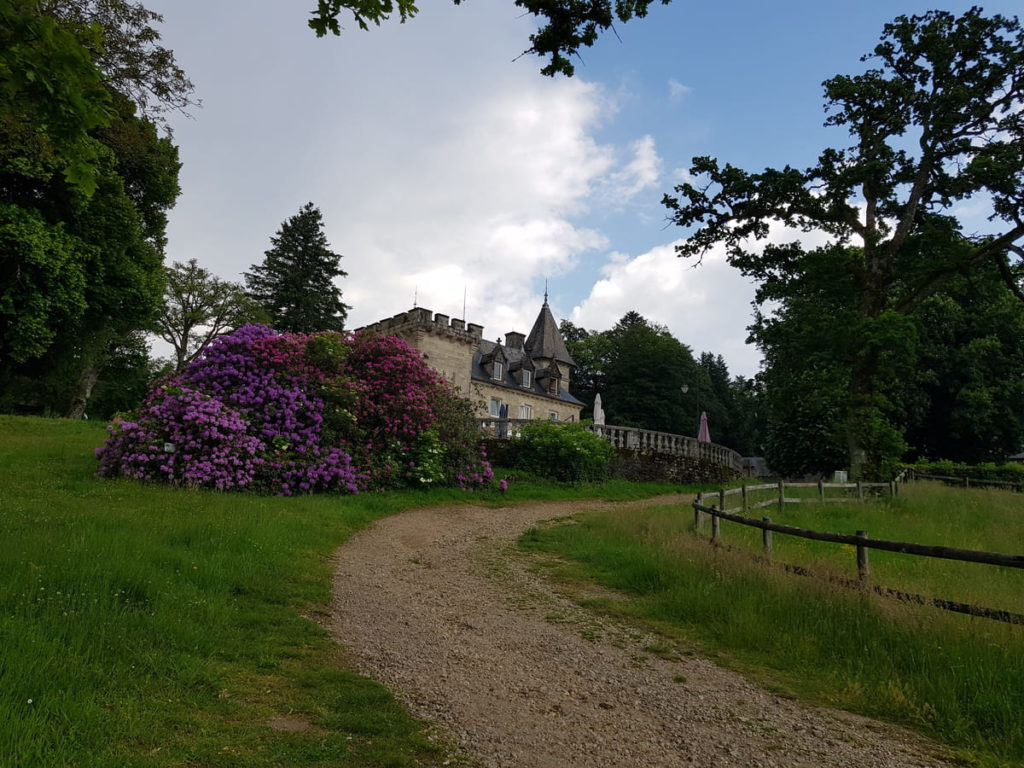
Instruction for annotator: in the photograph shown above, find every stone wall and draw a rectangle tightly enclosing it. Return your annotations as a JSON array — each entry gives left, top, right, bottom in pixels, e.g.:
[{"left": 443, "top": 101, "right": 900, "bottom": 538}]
[
  {"left": 608, "top": 448, "right": 740, "bottom": 484},
  {"left": 473, "top": 384, "right": 581, "bottom": 423},
  {"left": 359, "top": 309, "right": 481, "bottom": 395}
]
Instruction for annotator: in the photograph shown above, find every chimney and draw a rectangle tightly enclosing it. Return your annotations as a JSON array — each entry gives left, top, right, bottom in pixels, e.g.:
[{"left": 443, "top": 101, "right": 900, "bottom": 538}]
[{"left": 505, "top": 331, "right": 525, "bottom": 349}]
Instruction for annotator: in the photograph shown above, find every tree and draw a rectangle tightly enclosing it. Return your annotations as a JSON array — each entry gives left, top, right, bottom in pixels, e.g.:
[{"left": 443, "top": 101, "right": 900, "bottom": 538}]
[
  {"left": 40, "top": 0, "right": 198, "bottom": 126},
  {"left": 899, "top": 265, "right": 1024, "bottom": 464},
  {"left": 0, "top": 0, "right": 185, "bottom": 417},
  {"left": 663, "top": 9, "right": 1024, "bottom": 477},
  {"left": 0, "top": 0, "right": 195, "bottom": 194},
  {"left": 308, "top": 0, "right": 672, "bottom": 77},
  {"left": 601, "top": 311, "right": 698, "bottom": 435},
  {"left": 245, "top": 203, "right": 349, "bottom": 333},
  {"left": 0, "top": 0, "right": 111, "bottom": 193},
  {"left": 155, "top": 259, "right": 264, "bottom": 371},
  {"left": 559, "top": 319, "right": 611, "bottom": 419}
]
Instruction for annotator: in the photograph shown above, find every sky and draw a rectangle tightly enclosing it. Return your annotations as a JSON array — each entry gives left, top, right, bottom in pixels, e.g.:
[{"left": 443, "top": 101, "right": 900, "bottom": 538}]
[{"left": 144, "top": 0, "right": 1018, "bottom": 378}]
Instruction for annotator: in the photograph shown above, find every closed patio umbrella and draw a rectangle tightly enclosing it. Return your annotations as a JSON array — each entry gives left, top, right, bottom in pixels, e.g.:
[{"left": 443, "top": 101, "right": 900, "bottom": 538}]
[{"left": 697, "top": 411, "right": 711, "bottom": 443}]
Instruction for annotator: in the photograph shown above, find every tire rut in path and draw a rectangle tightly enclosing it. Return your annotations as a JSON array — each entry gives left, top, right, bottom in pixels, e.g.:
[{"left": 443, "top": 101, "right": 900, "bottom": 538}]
[{"left": 329, "top": 497, "right": 956, "bottom": 768}]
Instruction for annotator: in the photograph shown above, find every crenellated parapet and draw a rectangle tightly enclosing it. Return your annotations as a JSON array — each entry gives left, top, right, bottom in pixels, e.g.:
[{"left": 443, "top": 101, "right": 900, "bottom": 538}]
[{"left": 358, "top": 307, "right": 483, "bottom": 346}]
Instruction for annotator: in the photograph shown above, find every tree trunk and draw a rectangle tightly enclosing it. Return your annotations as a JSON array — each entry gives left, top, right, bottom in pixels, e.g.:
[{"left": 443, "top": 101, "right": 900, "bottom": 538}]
[{"left": 65, "top": 364, "right": 101, "bottom": 420}]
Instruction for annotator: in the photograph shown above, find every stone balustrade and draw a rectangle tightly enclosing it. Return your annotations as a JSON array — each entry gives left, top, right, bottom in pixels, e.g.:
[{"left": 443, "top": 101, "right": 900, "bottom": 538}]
[{"left": 478, "top": 419, "right": 743, "bottom": 474}]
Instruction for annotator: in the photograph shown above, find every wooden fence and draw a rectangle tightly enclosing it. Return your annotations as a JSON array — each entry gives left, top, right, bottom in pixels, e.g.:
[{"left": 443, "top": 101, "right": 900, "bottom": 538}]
[
  {"left": 909, "top": 469, "right": 1024, "bottom": 493},
  {"left": 691, "top": 482, "right": 1024, "bottom": 623}
]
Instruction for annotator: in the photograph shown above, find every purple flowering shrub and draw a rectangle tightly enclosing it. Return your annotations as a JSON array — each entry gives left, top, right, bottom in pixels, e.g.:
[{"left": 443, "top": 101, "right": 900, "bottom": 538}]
[{"left": 96, "top": 325, "right": 492, "bottom": 494}]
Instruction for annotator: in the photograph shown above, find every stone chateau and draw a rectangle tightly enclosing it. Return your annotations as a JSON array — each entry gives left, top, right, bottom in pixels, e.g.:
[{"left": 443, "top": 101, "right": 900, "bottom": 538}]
[{"left": 359, "top": 300, "right": 583, "bottom": 423}]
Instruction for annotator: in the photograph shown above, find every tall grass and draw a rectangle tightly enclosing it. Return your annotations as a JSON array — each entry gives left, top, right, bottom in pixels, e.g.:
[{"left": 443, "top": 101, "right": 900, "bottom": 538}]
[
  {"left": 0, "top": 416, "right": 683, "bottom": 767},
  {"left": 520, "top": 495, "right": 1024, "bottom": 767},
  {"left": 0, "top": 417, "right": 451, "bottom": 767},
  {"left": 704, "top": 482, "right": 1024, "bottom": 613}
]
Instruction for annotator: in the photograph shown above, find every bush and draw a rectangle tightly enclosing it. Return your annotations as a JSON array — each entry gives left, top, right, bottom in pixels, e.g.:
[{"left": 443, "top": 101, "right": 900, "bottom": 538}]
[
  {"left": 96, "top": 325, "right": 492, "bottom": 494},
  {"left": 909, "top": 459, "right": 1024, "bottom": 484},
  {"left": 511, "top": 421, "right": 615, "bottom": 483}
]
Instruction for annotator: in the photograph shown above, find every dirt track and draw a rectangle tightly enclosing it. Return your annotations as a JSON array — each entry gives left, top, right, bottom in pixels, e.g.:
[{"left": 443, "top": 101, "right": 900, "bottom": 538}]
[{"left": 329, "top": 497, "right": 955, "bottom": 767}]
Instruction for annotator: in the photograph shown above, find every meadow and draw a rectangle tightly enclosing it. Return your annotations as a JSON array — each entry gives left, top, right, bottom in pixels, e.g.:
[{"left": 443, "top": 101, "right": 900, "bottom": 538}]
[
  {"left": 0, "top": 415, "right": 678, "bottom": 767},
  {"left": 519, "top": 483, "right": 1024, "bottom": 767},
  {"left": 701, "top": 482, "right": 1024, "bottom": 614},
  {"left": 6, "top": 413, "right": 1022, "bottom": 767}
]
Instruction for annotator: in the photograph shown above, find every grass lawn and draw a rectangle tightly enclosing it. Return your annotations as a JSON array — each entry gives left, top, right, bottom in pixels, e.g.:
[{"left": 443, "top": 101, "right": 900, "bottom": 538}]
[
  {"left": 701, "top": 481, "right": 1024, "bottom": 613},
  {"left": 519, "top": 485, "right": 1024, "bottom": 768},
  {"left": 0, "top": 415, "right": 684, "bottom": 767}
]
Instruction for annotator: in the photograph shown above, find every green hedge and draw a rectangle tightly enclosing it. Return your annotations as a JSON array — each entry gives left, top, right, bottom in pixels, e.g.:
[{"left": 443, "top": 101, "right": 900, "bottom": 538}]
[
  {"left": 908, "top": 459, "right": 1024, "bottom": 484},
  {"left": 487, "top": 422, "right": 615, "bottom": 483}
]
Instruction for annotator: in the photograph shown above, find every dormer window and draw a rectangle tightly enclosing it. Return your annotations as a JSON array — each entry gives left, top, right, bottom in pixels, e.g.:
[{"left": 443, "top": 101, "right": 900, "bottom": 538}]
[
  {"left": 492, "top": 361, "right": 504, "bottom": 380},
  {"left": 522, "top": 370, "right": 531, "bottom": 388}
]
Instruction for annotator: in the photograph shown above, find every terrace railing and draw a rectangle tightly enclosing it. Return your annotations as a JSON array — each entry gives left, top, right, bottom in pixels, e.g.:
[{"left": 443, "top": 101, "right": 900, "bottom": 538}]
[{"left": 478, "top": 419, "right": 744, "bottom": 475}]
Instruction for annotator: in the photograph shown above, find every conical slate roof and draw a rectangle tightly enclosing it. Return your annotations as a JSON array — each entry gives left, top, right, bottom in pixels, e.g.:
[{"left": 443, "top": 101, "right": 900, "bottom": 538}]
[{"left": 525, "top": 299, "right": 574, "bottom": 366}]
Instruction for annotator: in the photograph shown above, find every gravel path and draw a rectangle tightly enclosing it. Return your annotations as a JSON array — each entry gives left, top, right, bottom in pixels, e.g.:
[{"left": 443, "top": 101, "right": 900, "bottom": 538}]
[{"left": 329, "top": 497, "right": 956, "bottom": 767}]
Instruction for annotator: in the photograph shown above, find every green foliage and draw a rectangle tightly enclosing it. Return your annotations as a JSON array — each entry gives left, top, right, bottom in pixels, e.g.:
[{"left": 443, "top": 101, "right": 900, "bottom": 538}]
[
  {"left": 511, "top": 421, "right": 615, "bottom": 483},
  {"left": 308, "top": 0, "right": 673, "bottom": 77},
  {"left": 245, "top": 202, "right": 350, "bottom": 333},
  {"left": 0, "top": 203, "right": 89, "bottom": 363},
  {"left": 155, "top": 258, "right": 263, "bottom": 371},
  {"left": 562, "top": 313, "right": 764, "bottom": 454},
  {"left": 43, "top": 0, "right": 198, "bottom": 126},
  {"left": 663, "top": 9, "right": 1024, "bottom": 476},
  {"left": 600, "top": 311, "right": 699, "bottom": 435},
  {"left": 84, "top": 331, "right": 157, "bottom": 419},
  {"left": 0, "top": 0, "right": 111, "bottom": 194},
  {"left": 0, "top": 1, "right": 184, "bottom": 418},
  {"left": 910, "top": 460, "right": 1024, "bottom": 485}
]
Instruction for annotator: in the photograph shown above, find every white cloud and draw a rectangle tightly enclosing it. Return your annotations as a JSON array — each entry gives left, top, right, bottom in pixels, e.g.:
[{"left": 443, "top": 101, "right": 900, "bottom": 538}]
[
  {"left": 326, "top": 75, "right": 619, "bottom": 332},
  {"left": 570, "top": 221, "right": 839, "bottom": 378},
  {"left": 668, "top": 79, "right": 692, "bottom": 102},
  {"left": 604, "top": 135, "right": 662, "bottom": 200},
  {"left": 571, "top": 240, "right": 763, "bottom": 377}
]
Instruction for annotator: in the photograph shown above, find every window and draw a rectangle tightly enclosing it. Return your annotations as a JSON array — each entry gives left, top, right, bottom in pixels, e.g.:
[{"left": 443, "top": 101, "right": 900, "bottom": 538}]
[
  {"left": 522, "top": 370, "right": 531, "bottom": 388},
  {"left": 492, "top": 361, "right": 504, "bottom": 380},
  {"left": 518, "top": 404, "right": 532, "bottom": 419},
  {"left": 490, "top": 398, "right": 502, "bottom": 417},
  {"left": 548, "top": 412, "right": 558, "bottom": 421}
]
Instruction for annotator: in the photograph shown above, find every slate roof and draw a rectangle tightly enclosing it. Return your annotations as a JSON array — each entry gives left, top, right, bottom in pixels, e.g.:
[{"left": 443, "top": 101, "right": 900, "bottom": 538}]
[
  {"left": 471, "top": 340, "right": 582, "bottom": 405},
  {"left": 525, "top": 300, "right": 574, "bottom": 366}
]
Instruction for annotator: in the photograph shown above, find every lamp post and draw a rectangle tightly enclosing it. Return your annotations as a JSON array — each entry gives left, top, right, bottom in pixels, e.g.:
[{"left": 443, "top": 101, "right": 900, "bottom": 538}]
[{"left": 681, "top": 384, "right": 698, "bottom": 437}]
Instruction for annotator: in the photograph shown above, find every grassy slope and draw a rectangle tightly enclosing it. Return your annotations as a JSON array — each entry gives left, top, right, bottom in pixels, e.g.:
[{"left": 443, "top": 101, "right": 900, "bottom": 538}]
[
  {"left": 0, "top": 416, "right": 686, "bottom": 767},
  {"left": 705, "top": 482, "right": 1024, "bottom": 612},
  {"left": 520, "top": 491, "right": 1024, "bottom": 767}
]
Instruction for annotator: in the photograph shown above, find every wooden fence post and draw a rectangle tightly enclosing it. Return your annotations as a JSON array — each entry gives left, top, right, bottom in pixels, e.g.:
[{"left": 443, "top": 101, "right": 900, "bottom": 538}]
[
  {"left": 762, "top": 517, "right": 773, "bottom": 558},
  {"left": 719, "top": 489, "right": 727, "bottom": 515},
  {"left": 742, "top": 485, "right": 748, "bottom": 514},
  {"left": 778, "top": 480, "right": 785, "bottom": 511},
  {"left": 856, "top": 481, "right": 864, "bottom": 502},
  {"left": 694, "top": 494, "right": 703, "bottom": 533},
  {"left": 889, "top": 481, "right": 896, "bottom": 498},
  {"left": 818, "top": 478, "right": 824, "bottom": 501},
  {"left": 856, "top": 530, "right": 870, "bottom": 581},
  {"left": 711, "top": 506, "right": 720, "bottom": 545}
]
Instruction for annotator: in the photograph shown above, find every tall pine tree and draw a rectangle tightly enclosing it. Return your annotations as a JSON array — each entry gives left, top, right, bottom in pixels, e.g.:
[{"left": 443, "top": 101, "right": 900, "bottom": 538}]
[{"left": 245, "top": 203, "right": 349, "bottom": 332}]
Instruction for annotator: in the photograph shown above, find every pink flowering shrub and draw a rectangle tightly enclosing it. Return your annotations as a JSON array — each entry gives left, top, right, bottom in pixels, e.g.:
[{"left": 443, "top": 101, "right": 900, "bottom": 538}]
[{"left": 96, "top": 325, "right": 492, "bottom": 494}]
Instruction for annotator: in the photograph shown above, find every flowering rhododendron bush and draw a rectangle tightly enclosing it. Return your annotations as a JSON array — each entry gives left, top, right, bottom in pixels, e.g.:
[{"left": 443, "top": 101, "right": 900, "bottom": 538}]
[{"left": 96, "top": 325, "right": 493, "bottom": 494}]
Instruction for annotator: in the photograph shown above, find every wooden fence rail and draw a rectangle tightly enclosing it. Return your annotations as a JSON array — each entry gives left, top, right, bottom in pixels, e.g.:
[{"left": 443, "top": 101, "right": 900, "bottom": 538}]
[
  {"left": 691, "top": 479, "right": 1024, "bottom": 623},
  {"left": 910, "top": 470, "right": 1024, "bottom": 492},
  {"left": 691, "top": 498, "right": 1024, "bottom": 573}
]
